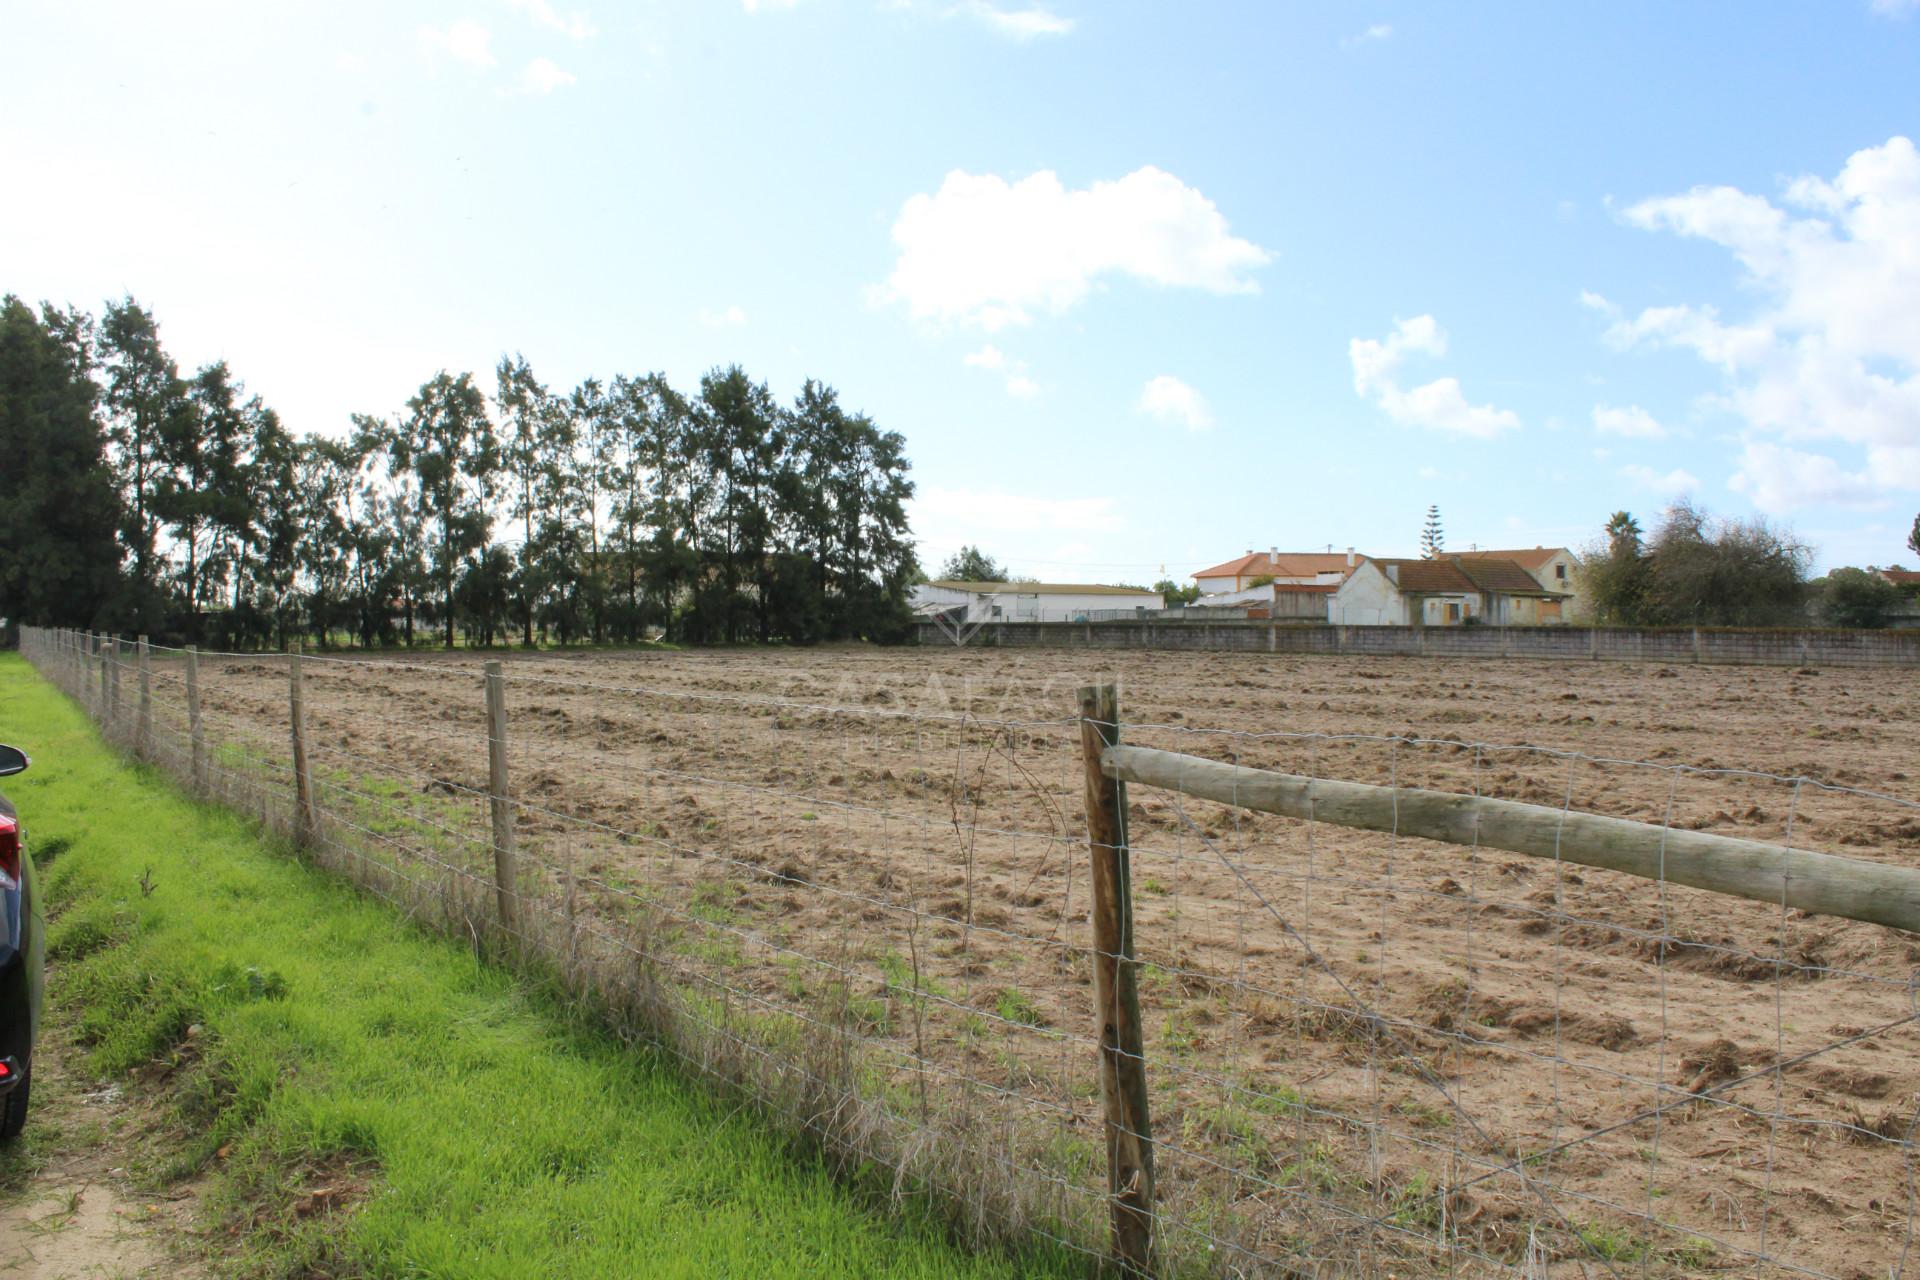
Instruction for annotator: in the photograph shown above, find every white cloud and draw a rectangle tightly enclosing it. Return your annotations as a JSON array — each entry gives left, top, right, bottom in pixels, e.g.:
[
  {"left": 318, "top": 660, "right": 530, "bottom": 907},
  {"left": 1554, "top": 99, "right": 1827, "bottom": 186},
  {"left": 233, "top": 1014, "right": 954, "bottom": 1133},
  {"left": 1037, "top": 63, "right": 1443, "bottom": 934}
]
[
  {"left": 883, "top": 166, "right": 1270, "bottom": 329},
  {"left": 506, "top": 0, "right": 596, "bottom": 40},
  {"left": 1592, "top": 404, "right": 1667, "bottom": 439},
  {"left": 742, "top": 0, "right": 802, "bottom": 9},
  {"left": 1729, "top": 442, "right": 1884, "bottom": 512},
  {"left": 1342, "top": 22, "right": 1392, "bottom": 45},
  {"left": 962, "top": 344, "right": 1040, "bottom": 398},
  {"left": 1606, "top": 136, "right": 1920, "bottom": 509},
  {"left": 1620, "top": 464, "right": 1701, "bottom": 493},
  {"left": 955, "top": 2, "right": 1073, "bottom": 39},
  {"left": 1136, "top": 374, "right": 1213, "bottom": 431},
  {"left": 335, "top": 51, "right": 368, "bottom": 73},
  {"left": 1870, "top": 0, "right": 1919, "bottom": 16},
  {"left": 1578, "top": 289, "right": 1617, "bottom": 315},
  {"left": 518, "top": 56, "right": 576, "bottom": 93},
  {"left": 419, "top": 20, "right": 496, "bottom": 68},
  {"left": 1348, "top": 315, "right": 1520, "bottom": 438},
  {"left": 698, "top": 304, "right": 749, "bottom": 328}
]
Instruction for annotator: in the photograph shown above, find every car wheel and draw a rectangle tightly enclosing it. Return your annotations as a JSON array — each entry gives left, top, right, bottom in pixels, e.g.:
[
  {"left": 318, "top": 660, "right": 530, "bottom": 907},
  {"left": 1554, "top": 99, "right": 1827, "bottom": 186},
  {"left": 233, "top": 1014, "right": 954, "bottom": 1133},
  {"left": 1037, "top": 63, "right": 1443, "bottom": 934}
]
[{"left": 0, "top": 1053, "right": 29, "bottom": 1139}]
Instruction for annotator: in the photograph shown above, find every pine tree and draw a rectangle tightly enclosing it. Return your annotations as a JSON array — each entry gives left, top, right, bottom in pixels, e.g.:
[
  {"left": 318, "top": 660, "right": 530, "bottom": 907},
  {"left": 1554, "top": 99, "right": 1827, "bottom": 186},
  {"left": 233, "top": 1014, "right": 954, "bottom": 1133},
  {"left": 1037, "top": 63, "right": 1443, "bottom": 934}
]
[
  {"left": 0, "top": 297, "right": 124, "bottom": 628},
  {"left": 1420, "top": 504, "right": 1445, "bottom": 559}
]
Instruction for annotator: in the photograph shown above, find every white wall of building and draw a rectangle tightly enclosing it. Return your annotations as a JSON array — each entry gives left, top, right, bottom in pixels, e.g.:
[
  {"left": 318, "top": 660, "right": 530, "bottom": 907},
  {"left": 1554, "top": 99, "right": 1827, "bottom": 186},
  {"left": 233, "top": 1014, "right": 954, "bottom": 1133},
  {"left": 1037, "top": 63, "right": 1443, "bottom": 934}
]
[
  {"left": 911, "top": 584, "right": 1162, "bottom": 622},
  {"left": 1328, "top": 562, "right": 1405, "bottom": 625}
]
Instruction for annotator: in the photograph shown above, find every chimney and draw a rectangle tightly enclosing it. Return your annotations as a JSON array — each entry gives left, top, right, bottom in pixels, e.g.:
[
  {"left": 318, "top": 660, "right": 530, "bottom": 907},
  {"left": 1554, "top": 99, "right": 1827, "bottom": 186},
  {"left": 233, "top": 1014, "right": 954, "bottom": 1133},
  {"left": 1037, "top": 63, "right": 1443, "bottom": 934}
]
[
  {"left": 1269, "top": 545, "right": 1277, "bottom": 561},
  {"left": 1346, "top": 546, "right": 1355, "bottom": 568}
]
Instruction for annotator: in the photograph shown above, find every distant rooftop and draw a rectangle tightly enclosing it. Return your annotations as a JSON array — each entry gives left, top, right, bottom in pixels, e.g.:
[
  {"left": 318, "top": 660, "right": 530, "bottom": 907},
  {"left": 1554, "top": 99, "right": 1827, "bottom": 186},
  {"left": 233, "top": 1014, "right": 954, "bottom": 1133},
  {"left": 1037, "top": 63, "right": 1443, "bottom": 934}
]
[
  {"left": 1454, "top": 546, "right": 1578, "bottom": 571},
  {"left": 925, "top": 580, "right": 1161, "bottom": 596},
  {"left": 1194, "top": 551, "right": 1364, "bottom": 580}
]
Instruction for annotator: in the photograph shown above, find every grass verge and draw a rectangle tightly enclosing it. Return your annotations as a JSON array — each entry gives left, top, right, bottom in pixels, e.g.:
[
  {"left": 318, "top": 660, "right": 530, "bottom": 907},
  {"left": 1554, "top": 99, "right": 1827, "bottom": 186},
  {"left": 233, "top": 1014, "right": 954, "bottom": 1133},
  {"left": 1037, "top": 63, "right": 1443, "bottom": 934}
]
[{"left": 0, "top": 654, "right": 1073, "bottom": 1278}]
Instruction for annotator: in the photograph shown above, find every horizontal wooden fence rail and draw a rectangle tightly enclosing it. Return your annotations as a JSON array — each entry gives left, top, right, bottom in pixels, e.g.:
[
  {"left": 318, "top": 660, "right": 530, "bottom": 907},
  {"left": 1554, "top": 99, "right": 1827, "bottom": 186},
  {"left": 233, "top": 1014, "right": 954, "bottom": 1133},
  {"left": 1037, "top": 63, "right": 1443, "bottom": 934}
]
[{"left": 1102, "top": 742, "right": 1920, "bottom": 935}]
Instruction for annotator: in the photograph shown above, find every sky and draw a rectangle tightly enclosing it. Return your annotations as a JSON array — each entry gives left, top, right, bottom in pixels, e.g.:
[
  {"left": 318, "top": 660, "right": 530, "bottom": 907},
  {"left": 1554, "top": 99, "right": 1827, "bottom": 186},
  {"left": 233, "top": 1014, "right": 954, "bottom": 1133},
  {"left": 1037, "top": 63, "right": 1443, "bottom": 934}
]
[{"left": 5, "top": 0, "right": 1920, "bottom": 581}]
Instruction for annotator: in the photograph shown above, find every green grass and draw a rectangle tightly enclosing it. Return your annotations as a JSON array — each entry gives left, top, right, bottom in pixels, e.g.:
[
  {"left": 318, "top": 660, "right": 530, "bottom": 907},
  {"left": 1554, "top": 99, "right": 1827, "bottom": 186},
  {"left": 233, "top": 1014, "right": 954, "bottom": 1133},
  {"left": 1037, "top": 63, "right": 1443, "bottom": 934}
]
[{"left": 0, "top": 654, "right": 1072, "bottom": 1278}]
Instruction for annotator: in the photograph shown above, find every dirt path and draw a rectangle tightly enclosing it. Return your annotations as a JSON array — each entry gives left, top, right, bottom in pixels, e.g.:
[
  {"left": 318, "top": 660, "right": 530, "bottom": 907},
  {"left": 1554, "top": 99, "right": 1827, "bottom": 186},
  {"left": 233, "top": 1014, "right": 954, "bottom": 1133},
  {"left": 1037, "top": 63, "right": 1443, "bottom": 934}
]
[{"left": 0, "top": 1027, "right": 203, "bottom": 1279}]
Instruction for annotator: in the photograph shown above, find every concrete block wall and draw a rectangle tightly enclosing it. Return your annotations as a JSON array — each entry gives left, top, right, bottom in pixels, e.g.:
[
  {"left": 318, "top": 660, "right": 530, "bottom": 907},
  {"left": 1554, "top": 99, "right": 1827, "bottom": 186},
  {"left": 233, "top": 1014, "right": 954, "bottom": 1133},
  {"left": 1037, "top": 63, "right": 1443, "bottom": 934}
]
[{"left": 913, "top": 620, "right": 1920, "bottom": 667}]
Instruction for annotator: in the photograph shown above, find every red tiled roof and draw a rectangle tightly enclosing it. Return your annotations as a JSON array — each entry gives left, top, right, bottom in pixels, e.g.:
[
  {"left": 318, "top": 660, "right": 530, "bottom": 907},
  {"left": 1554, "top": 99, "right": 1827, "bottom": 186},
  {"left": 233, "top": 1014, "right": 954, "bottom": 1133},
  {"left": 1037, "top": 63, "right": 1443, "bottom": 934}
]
[
  {"left": 1455, "top": 547, "right": 1576, "bottom": 572},
  {"left": 1881, "top": 569, "right": 1920, "bottom": 585},
  {"left": 1194, "top": 551, "right": 1364, "bottom": 579},
  {"left": 1376, "top": 556, "right": 1560, "bottom": 596},
  {"left": 1453, "top": 557, "right": 1556, "bottom": 595},
  {"left": 1376, "top": 558, "right": 1477, "bottom": 593}
]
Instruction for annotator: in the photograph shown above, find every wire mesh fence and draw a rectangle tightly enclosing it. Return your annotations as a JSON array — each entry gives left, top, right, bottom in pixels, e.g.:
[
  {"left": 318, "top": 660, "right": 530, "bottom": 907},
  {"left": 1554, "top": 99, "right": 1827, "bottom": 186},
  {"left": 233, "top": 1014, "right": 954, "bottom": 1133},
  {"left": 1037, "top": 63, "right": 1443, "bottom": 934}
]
[{"left": 20, "top": 626, "right": 1920, "bottom": 1278}]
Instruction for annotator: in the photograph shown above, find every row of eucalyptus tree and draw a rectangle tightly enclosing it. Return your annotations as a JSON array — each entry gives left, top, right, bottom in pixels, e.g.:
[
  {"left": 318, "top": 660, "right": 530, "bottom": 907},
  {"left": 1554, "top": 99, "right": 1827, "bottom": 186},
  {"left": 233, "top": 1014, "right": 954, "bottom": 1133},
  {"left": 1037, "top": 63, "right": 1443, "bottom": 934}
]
[{"left": 0, "top": 294, "right": 919, "bottom": 647}]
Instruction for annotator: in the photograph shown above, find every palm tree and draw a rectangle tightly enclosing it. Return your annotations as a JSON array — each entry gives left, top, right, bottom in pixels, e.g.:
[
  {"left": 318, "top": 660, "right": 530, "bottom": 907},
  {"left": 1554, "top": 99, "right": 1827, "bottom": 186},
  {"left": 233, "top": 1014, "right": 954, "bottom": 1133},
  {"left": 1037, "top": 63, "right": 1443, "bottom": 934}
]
[{"left": 1604, "top": 510, "right": 1643, "bottom": 556}]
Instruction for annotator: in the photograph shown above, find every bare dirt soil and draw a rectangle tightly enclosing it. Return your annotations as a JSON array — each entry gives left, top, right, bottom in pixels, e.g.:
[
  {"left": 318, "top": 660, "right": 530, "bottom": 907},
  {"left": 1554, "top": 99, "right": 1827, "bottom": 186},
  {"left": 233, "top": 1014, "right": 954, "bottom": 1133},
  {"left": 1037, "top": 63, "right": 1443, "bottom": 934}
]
[
  {"left": 155, "top": 645, "right": 1920, "bottom": 1278},
  {"left": 0, "top": 1026, "right": 204, "bottom": 1279}
]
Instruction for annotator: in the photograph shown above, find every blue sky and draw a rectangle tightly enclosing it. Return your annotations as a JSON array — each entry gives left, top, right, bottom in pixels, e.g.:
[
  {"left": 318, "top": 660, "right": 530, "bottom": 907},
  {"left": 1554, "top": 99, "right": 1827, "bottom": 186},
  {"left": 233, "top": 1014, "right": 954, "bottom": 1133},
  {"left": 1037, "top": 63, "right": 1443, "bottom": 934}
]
[{"left": 5, "top": 1, "right": 1919, "bottom": 579}]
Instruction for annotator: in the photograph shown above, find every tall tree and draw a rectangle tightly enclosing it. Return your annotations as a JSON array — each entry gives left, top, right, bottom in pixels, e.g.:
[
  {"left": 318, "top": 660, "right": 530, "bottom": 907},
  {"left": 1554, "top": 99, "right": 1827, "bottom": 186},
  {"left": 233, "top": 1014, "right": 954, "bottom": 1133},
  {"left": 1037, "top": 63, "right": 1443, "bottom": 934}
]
[
  {"left": 155, "top": 362, "right": 255, "bottom": 642},
  {"left": 697, "top": 366, "right": 782, "bottom": 642},
  {"left": 1420, "top": 504, "right": 1445, "bottom": 559},
  {"left": 386, "top": 372, "right": 500, "bottom": 647},
  {"left": 1643, "top": 499, "right": 1809, "bottom": 626},
  {"left": 567, "top": 378, "right": 616, "bottom": 643},
  {"left": 830, "top": 407, "right": 917, "bottom": 640},
  {"left": 939, "top": 546, "right": 1006, "bottom": 582},
  {"left": 98, "top": 297, "right": 185, "bottom": 618},
  {"left": 495, "top": 354, "right": 554, "bottom": 648},
  {"left": 1580, "top": 510, "right": 1651, "bottom": 624},
  {"left": 628, "top": 374, "right": 699, "bottom": 640},
  {"left": 1909, "top": 511, "right": 1919, "bottom": 562},
  {"left": 0, "top": 297, "right": 124, "bottom": 627},
  {"left": 1584, "top": 501, "right": 1809, "bottom": 627},
  {"left": 238, "top": 406, "right": 301, "bottom": 649}
]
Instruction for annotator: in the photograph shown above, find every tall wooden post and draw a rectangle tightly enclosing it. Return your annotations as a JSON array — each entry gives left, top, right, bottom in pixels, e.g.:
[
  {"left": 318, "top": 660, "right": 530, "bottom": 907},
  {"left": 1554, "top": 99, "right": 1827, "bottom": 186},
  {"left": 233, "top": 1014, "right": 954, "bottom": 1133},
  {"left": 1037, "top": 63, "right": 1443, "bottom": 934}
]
[
  {"left": 485, "top": 660, "right": 519, "bottom": 937},
  {"left": 106, "top": 635, "right": 121, "bottom": 735},
  {"left": 288, "top": 647, "right": 316, "bottom": 844},
  {"left": 186, "top": 646, "right": 206, "bottom": 794},
  {"left": 1077, "top": 683, "right": 1155, "bottom": 1276},
  {"left": 136, "top": 635, "right": 153, "bottom": 760}
]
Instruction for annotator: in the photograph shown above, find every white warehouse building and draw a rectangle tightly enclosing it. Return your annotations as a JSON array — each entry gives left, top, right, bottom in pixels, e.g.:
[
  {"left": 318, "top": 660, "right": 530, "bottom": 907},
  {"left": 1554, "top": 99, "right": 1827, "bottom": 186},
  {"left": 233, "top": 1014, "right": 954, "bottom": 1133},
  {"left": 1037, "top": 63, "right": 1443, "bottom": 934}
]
[{"left": 911, "top": 580, "right": 1164, "bottom": 623}]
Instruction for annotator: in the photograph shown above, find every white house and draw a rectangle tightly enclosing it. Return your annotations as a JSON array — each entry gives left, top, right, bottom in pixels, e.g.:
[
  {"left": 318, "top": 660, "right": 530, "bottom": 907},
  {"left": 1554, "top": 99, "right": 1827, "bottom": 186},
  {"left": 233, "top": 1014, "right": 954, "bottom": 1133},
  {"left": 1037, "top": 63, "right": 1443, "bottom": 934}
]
[
  {"left": 1455, "top": 548, "right": 1582, "bottom": 618},
  {"left": 1328, "top": 556, "right": 1573, "bottom": 626},
  {"left": 1327, "top": 560, "right": 1405, "bottom": 625},
  {"left": 911, "top": 580, "right": 1164, "bottom": 623}
]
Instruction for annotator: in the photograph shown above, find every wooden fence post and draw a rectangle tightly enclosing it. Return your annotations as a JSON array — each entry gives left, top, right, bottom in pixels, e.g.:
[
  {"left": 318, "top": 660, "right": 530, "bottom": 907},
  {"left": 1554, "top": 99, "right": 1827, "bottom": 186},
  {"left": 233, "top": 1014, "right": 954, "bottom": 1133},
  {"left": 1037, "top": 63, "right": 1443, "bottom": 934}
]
[
  {"left": 186, "top": 646, "right": 206, "bottom": 794},
  {"left": 1078, "top": 682, "right": 1155, "bottom": 1276},
  {"left": 136, "top": 635, "right": 152, "bottom": 760},
  {"left": 106, "top": 635, "right": 121, "bottom": 736},
  {"left": 288, "top": 646, "right": 316, "bottom": 845},
  {"left": 485, "top": 660, "right": 520, "bottom": 938}
]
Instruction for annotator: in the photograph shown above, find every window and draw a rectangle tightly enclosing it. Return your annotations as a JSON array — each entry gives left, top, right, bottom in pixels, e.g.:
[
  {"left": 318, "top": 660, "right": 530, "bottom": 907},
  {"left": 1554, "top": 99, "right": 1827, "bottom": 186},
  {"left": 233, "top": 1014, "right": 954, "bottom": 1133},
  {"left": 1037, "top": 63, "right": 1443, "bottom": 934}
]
[
  {"left": 1446, "top": 602, "right": 1461, "bottom": 623},
  {"left": 1555, "top": 563, "right": 1567, "bottom": 580}
]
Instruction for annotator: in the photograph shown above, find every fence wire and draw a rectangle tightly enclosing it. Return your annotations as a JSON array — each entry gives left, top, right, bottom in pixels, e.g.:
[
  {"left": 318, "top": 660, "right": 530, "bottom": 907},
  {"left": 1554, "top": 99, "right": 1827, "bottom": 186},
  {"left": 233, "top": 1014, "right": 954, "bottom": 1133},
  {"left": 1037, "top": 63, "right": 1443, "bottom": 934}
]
[{"left": 21, "top": 627, "right": 1920, "bottom": 1279}]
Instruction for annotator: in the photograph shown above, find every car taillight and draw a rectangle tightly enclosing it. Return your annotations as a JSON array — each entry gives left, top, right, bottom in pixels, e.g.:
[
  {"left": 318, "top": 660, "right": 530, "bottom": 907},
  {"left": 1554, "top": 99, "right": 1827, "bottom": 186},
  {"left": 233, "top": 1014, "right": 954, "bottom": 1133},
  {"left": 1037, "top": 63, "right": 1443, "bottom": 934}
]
[{"left": 0, "top": 815, "right": 18, "bottom": 890}]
